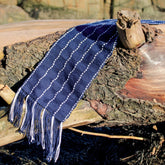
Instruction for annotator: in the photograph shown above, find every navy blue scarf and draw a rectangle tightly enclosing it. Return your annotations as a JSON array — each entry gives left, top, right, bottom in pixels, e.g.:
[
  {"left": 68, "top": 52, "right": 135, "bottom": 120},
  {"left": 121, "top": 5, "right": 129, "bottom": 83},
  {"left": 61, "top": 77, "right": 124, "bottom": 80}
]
[{"left": 9, "top": 19, "right": 165, "bottom": 162}]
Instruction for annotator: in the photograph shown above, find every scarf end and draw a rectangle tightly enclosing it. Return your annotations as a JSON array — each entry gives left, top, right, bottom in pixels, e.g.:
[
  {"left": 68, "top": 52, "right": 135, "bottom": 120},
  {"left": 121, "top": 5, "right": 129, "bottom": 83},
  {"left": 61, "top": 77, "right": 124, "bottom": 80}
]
[{"left": 9, "top": 89, "right": 63, "bottom": 163}]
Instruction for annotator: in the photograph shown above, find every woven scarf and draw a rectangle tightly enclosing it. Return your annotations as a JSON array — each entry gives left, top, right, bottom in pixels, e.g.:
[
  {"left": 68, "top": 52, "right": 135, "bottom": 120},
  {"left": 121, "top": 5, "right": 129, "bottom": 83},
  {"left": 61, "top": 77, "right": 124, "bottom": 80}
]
[{"left": 9, "top": 19, "right": 165, "bottom": 162}]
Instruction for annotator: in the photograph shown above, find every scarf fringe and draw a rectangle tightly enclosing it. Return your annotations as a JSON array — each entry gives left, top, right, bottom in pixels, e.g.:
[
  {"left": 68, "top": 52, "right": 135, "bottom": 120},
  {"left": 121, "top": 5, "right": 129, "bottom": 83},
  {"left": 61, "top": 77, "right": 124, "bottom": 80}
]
[{"left": 9, "top": 89, "right": 62, "bottom": 162}]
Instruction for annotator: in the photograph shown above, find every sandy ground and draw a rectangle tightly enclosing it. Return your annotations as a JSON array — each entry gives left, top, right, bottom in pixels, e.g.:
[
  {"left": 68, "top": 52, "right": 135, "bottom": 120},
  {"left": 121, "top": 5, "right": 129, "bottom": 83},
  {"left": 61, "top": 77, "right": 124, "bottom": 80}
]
[{"left": 0, "top": 19, "right": 97, "bottom": 49}]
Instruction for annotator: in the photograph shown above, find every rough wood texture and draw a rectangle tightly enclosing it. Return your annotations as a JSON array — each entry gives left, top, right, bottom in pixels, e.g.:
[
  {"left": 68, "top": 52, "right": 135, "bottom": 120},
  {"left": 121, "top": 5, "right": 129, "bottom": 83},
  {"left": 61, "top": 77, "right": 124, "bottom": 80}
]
[
  {"left": 119, "top": 34, "right": 165, "bottom": 104},
  {"left": 0, "top": 114, "right": 25, "bottom": 147},
  {"left": 0, "top": 85, "right": 15, "bottom": 104},
  {"left": 0, "top": 18, "right": 165, "bottom": 146},
  {"left": 84, "top": 11, "right": 165, "bottom": 126},
  {"left": 0, "top": 84, "right": 102, "bottom": 146},
  {"left": 0, "top": 101, "right": 102, "bottom": 147},
  {"left": 116, "top": 10, "right": 145, "bottom": 49},
  {"left": 0, "top": 21, "right": 165, "bottom": 126},
  {"left": 0, "top": 31, "right": 65, "bottom": 87},
  {"left": 0, "top": 20, "right": 95, "bottom": 48},
  {"left": 84, "top": 45, "right": 165, "bottom": 127},
  {"left": 0, "top": 20, "right": 96, "bottom": 88}
]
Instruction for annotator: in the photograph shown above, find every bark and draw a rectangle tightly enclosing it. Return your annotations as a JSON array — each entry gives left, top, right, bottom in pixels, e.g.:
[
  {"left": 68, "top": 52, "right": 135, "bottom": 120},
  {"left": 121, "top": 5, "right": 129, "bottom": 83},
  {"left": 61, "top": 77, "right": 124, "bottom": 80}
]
[
  {"left": 0, "top": 86, "right": 102, "bottom": 146},
  {"left": 84, "top": 11, "right": 165, "bottom": 127},
  {"left": 0, "top": 31, "right": 65, "bottom": 88},
  {"left": 0, "top": 102, "right": 102, "bottom": 147},
  {"left": 116, "top": 10, "right": 145, "bottom": 49},
  {"left": 0, "top": 15, "right": 165, "bottom": 146}
]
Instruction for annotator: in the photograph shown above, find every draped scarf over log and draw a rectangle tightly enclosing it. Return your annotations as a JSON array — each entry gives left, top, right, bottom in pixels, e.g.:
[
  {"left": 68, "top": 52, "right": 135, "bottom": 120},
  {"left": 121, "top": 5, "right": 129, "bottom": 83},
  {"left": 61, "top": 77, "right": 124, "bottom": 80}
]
[{"left": 9, "top": 19, "right": 165, "bottom": 162}]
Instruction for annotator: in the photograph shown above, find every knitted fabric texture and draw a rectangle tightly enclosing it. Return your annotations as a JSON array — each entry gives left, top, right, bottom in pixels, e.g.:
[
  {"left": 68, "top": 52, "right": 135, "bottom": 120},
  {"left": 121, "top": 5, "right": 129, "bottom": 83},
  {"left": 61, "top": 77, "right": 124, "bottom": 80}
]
[{"left": 9, "top": 19, "right": 165, "bottom": 162}]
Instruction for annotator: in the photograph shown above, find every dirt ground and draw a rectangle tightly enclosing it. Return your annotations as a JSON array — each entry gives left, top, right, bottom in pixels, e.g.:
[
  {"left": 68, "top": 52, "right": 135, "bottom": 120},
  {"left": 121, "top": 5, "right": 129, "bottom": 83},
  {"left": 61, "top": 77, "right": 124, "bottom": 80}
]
[{"left": 0, "top": 122, "right": 165, "bottom": 165}]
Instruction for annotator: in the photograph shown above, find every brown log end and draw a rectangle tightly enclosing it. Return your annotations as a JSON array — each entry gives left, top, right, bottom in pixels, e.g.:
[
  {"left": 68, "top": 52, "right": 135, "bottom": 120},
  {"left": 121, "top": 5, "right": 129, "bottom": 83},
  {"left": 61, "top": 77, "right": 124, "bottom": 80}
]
[
  {"left": 118, "top": 32, "right": 165, "bottom": 106},
  {"left": 116, "top": 10, "right": 145, "bottom": 49}
]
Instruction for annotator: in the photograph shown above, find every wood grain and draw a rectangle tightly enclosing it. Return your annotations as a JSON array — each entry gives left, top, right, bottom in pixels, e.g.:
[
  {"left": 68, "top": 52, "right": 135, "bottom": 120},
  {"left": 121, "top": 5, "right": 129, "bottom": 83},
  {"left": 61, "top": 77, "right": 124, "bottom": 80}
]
[{"left": 119, "top": 34, "right": 165, "bottom": 105}]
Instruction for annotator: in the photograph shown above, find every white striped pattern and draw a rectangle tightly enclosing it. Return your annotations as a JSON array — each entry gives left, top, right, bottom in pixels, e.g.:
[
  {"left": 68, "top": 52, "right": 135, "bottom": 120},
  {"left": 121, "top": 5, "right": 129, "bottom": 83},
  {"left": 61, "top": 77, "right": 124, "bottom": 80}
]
[
  {"left": 46, "top": 31, "right": 117, "bottom": 161},
  {"left": 8, "top": 19, "right": 165, "bottom": 163},
  {"left": 29, "top": 24, "right": 106, "bottom": 141},
  {"left": 20, "top": 21, "right": 99, "bottom": 90},
  {"left": 44, "top": 26, "right": 112, "bottom": 112},
  {"left": 9, "top": 27, "right": 75, "bottom": 122},
  {"left": 54, "top": 122, "right": 62, "bottom": 162},
  {"left": 41, "top": 108, "right": 46, "bottom": 149},
  {"left": 46, "top": 25, "right": 113, "bottom": 156},
  {"left": 51, "top": 32, "right": 118, "bottom": 118},
  {"left": 64, "top": 34, "right": 118, "bottom": 121},
  {"left": 9, "top": 87, "right": 22, "bottom": 122},
  {"left": 19, "top": 95, "right": 30, "bottom": 131}
]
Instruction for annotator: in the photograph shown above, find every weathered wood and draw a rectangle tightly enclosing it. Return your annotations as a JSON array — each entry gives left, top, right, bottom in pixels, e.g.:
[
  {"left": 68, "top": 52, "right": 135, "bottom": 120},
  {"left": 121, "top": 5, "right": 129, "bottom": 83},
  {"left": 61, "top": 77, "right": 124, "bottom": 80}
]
[
  {"left": 119, "top": 33, "right": 165, "bottom": 104},
  {"left": 116, "top": 10, "right": 145, "bottom": 49},
  {"left": 0, "top": 31, "right": 65, "bottom": 87},
  {"left": 1, "top": 17, "right": 165, "bottom": 146},
  {"left": 0, "top": 101, "right": 102, "bottom": 147},
  {"left": 0, "top": 115, "right": 25, "bottom": 147},
  {"left": 0, "top": 19, "right": 99, "bottom": 147},
  {"left": 0, "top": 85, "right": 15, "bottom": 104},
  {"left": 0, "top": 84, "right": 102, "bottom": 146},
  {"left": 84, "top": 11, "right": 165, "bottom": 127},
  {"left": 0, "top": 20, "right": 96, "bottom": 49},
  {"left": 0, "top": 20, "right": 95, "bottom": 87}
]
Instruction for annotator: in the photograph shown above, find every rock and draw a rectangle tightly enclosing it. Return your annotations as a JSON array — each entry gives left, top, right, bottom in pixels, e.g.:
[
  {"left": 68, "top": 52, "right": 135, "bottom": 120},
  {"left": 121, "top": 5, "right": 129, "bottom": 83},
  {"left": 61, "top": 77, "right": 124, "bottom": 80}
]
[
  {"left": 112, "top": 0, "right": 165, "bottom": 20},
  {"left": 19, "top": 0, "right": 78, "bottom": 19},
  {"left": 17, "top": 0, "right": 165, "bottom": 20},
  {"left": 0, "top": 5, "right": 32, "bottom": 25},
  {"left": 0, "top": 0, "right": 17, "bottom": 5},
  {"left": 152, "top": 0, "right": 165, "bottom": 10}
]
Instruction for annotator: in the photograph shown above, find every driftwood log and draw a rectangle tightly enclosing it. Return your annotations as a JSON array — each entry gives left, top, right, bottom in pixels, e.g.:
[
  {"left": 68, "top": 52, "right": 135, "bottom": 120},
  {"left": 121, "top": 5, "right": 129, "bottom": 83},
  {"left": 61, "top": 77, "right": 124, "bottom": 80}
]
[
  {"left": 0, "top": 85, "right": 102, "bottom": 146},
  {"left": 0, "top": 10, "right": 165, "bottom": 146}
]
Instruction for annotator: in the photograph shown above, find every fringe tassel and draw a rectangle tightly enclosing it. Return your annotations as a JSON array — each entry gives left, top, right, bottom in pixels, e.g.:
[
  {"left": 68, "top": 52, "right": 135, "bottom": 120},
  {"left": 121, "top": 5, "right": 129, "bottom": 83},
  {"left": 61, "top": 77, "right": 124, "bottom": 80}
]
[
  {"left": 9, "top": 90, "right": 63, "bottom": 163},
  {"left": 9, "top": 88, "right": 26, "bottom": 127},
  {"left": 19, "top": 95, "right": 30, "bottom": 132},
  {"left": 46, "top": 117, "right": 63, "bottom": 162},
  {"left": 41, "top": 108, "right": 46, "bottom": 149},
  {"left": 54, "top": 122, "right": 63, "bottom": 162}
]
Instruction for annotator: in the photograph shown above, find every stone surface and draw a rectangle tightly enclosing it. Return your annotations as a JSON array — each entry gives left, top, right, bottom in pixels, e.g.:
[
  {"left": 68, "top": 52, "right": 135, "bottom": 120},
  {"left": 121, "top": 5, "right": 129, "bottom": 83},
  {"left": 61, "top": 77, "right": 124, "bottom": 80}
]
[
  {"left": 0, "top": 5, "right": 31, "bottom": 25},
  {"left": 17, "top": 0, "right": 165, "bottom": 20},
  {"left": 0, "top": 0, "right": 163, "bottom": 22},
  {"left": 0, "top": 0, "right": 17, "bottom": 5},
  {"left": 152, "top": 0, "right": 165, "bottom": 9},
  {"left": 19, "top": 0, "right": 103, "bottom": 19},
  {"left": 111, "top": 0, "right": 165, "bottom": 20}
]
